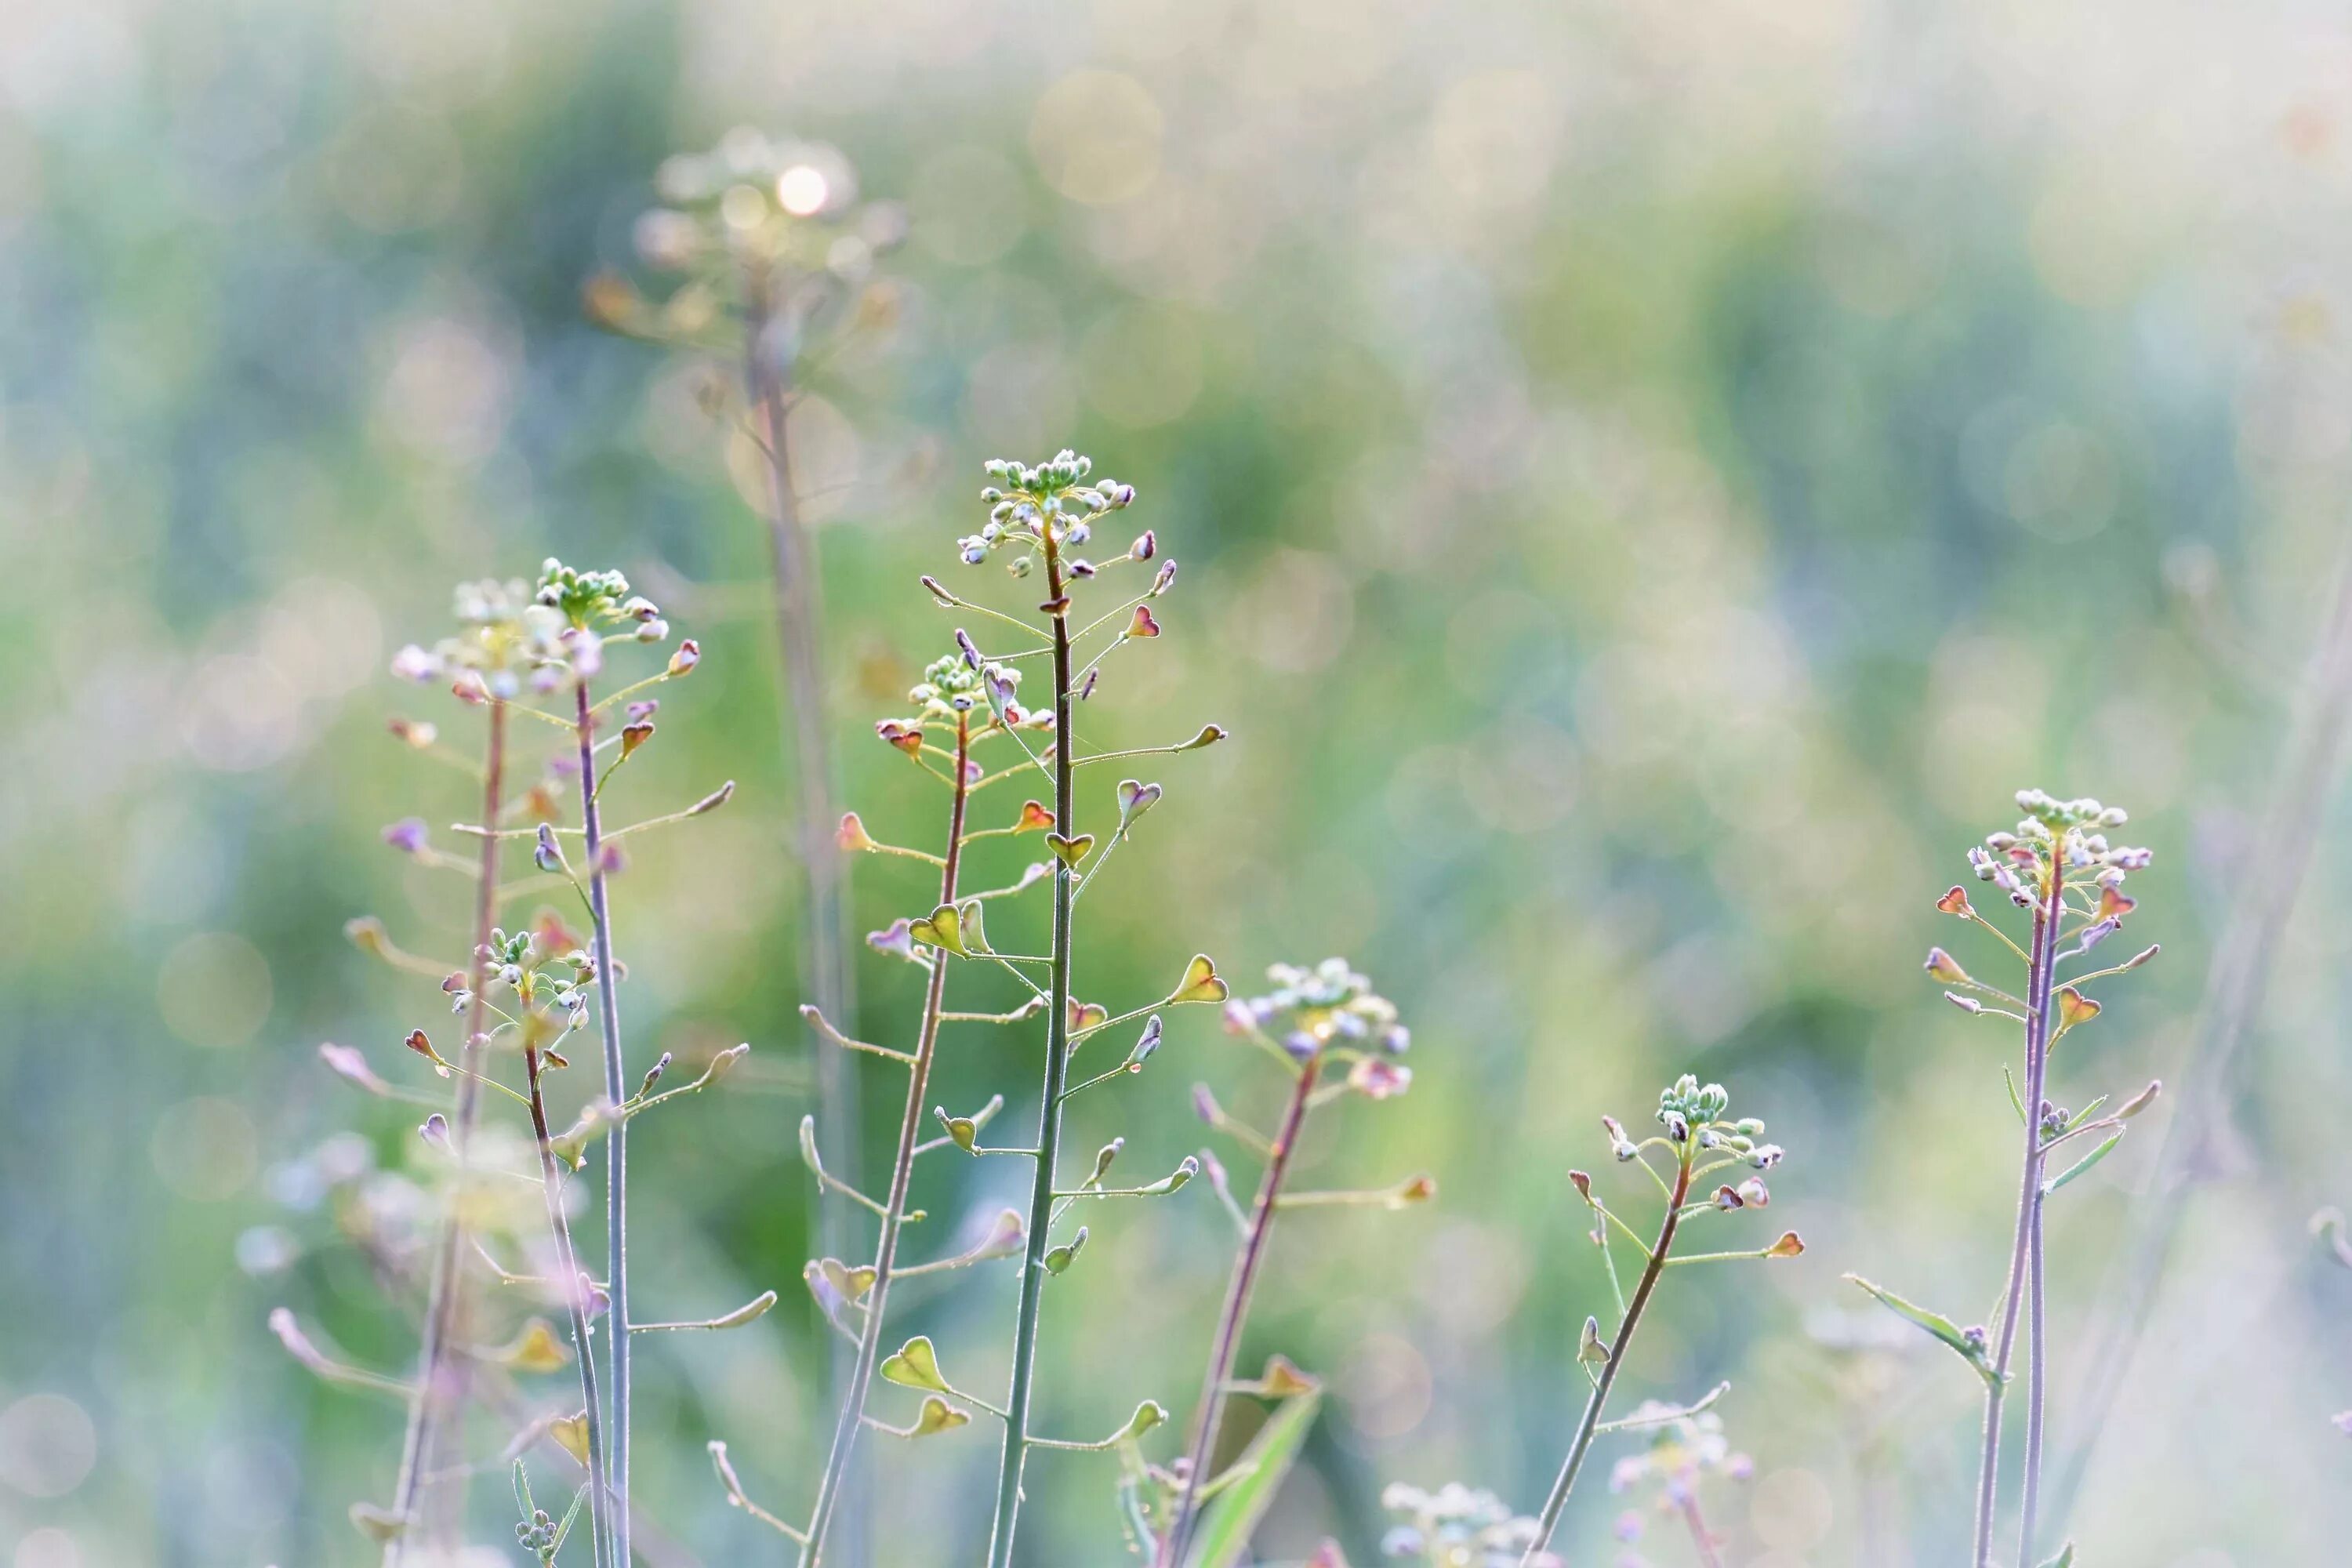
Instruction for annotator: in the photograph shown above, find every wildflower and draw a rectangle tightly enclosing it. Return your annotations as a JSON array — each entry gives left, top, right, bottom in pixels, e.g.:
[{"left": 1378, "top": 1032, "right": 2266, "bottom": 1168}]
[{"left": 1378, "top": 1482, "right": 1561, "bottom": 1568}]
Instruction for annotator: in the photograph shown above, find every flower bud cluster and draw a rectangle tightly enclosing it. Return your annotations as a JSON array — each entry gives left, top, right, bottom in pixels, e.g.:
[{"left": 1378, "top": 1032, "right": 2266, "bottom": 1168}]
[
  {"left": 447, "top": 919, "right": 591, "bottom": 1037},
  {"left": 1963, "top": 789, "right": 2151, "bottom": 909},
  {"left": 1378, "top": 1482, "right": 1559, "bottom": 1568},
  {"left": 1652, "top": 1074, "right": 1782, "bottom": 1165},
  {"left": 515, "top": 1505, "right": 563, "bottom": 1561},
  {"left": 960, "top": 449, "right": 1139, "bottom": 575},
  {"left": 907, "top": 651, "right": 1017, "bottom": 721},
  {"left": 1221, "top": 958, "right": 1413, "bottom": 1098},
  {"left": 537, "top": 559, "right": 664, "bottom": 638}
]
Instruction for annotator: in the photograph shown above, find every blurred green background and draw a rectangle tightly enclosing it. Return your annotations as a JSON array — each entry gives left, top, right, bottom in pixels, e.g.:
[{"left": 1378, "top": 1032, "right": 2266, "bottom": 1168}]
[{"left": 6, "top": 0, "right": 2352, "bottom": 1563}]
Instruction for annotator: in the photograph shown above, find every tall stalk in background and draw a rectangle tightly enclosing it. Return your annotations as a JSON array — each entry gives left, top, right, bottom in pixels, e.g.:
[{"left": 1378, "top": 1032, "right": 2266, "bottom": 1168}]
[
  {"left": 588, "top": 140, "right": 909, "bottom": 1558},
  {"left": 1849, "top": 789, "right": 2161, "bottom": 1568},
  {"left": 2052, "top": 545, "right": 2352, "bottom": 1523},
  {"left": 739, "top": 252, "right": 858, "bottom": 1274},
  {"left": 1151, "top": 962, "right": 1431, "bottom": 1568}
]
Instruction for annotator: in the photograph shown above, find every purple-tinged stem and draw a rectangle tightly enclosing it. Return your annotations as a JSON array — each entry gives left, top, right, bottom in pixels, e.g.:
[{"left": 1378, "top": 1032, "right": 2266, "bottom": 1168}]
[
  {"left": 387, "top": 700, "right": 507, "bottom": 1562},
  {"left": 1677, "top": 1493, "right": 1726, "bottom": 1568},
  {"left": 798, "top": 713, "right": 970, "bottom": 1567},
  {"left": 1973, "top": 862, "right": 2062, "bottom": 1568},
  {"left": 574, "top": 681, "right": 633, "bottom": 1566},
  {"left": 1155, "top": 1052, "right": 1323, "bottom": 1568},
  {"left": 2022, "top": 1196, "right": 2047, "bottom": 1566}
]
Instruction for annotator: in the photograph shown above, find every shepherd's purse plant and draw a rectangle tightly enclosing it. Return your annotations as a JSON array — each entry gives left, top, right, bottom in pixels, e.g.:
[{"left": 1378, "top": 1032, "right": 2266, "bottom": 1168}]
[
  {"left": 703, "top": 450, "right": 1242, "bottom": 1567},
  {"left": 1846, "top": 788, "right": 2162, "bottom": 1568},
  {"left": 277, "top": 566, "right": 764, "bottom": 1567},
  {"left": 1519, "top": 1074, "right": 1806, "bottom": 1566}
]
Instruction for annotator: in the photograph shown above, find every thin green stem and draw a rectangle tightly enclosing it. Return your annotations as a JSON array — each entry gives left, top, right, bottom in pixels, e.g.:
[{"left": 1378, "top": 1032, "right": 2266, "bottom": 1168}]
[
  {"left": 985, "top": 546, "right": 1078, "bottom": 1568},
  {"left": 1975, "top": 864, "right": 2061, "bottom": 1568},
  {"left": 799, "top": 714, "right": 970, "bottom": 1566},
  {"left": 1521, "top": 1156, "right": 1693, "bottom": 1565},
  {"left": 524, "top": 1042, "right": 612, "bottom": 1568},
  {"left": 573, "top": 681, "right": 633, "bottom": 1567},
  {"left": 746, "top": 269, "right": 865, "bottom": 1559}
]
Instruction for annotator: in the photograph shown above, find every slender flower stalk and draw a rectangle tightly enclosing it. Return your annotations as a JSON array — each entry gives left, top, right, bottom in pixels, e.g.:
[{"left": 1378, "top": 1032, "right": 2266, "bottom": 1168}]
[
  {"left": 528, "top": 556, "right": 717, "bottom": 1568},
  {"left": 571, "top": 676, "right": 635, "bottom": 1568},
  {"left": 1856, "top": 791, "right": 2159, "bottom": 1568},
  {"left": 985, "top": 523, "right": 1080, "bottom": 1568},
  {"left": 292, "top": 567, "right": 741, "bottom": 1563},
  {"left": 1156, "top": 963, "right": 1425, "bottom": 1568},
  {"left": 1157, "top": 1057, "right": 1316, "bottom": 1568},
  {"left": 524, "top": 1033, "right": 614, "bottom": 1568},
  {"left": 585, "top": 143, "right": 908, "bottom": 1550},
  {"left": 384, "top": 699, "right": 506, "bottom": 1561},
  {"left": 2052, "top": 540, "right": 2352, "bottom": 1526},
  {"left": 714, "top": 453, "right": 1211, "bottom": 1564},
  {"left": 742, "top": 265, "right": 862, "bottom": 1290},
  {"left": 797, "top": 710, "right": 971, "bottom": 1566},
  {"left": 1522, "top": 1078, "right": 1802, "bottom": 1566},
  {"left": 883, "top": 449, "right": 1225, "bottom": 1568},
  {"left": 1974, "top": 854, "right": 2062, "bottom": 1568}
]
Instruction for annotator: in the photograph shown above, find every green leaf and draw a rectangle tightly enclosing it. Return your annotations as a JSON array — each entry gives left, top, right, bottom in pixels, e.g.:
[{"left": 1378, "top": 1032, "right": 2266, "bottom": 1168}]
[
  {"left": 2036, "top": 1544, "right": 2075, "bottom": 1568},
  {"left": 1844, "top": 1274, "right": 2001, "bottom": 1388},
  {"left": 550, "top": 1484, "right": 587, "bottom": 1554},
  {"left": 2043, "top": 1132, "right": 2124, "bottom": 1197},
  {"left": 2063, "top": 1095, "right": 2107, "bottom": 1132},
  {"left": 1181, "top": 1389, "right": 1322, "bottom": 1568},
  {"left": 2003, "top": 1065, "right": 2027, "bottom": 1127}
]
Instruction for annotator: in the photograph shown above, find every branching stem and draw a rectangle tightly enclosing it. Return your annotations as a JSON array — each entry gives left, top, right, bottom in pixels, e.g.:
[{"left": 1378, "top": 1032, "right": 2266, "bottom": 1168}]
[
  {"left": 1522, "top": 1156, "right": 1693, "bottom": 1564},
  {"left": 1974, "top": 856, "right": 2063, "bottom": 1567},
  {"left": 524, "top": 1041, "right": 612, "bottom": 1568},
  {"left": 985, "top": 543, "right": 1078, "bottom": 1568},
  {"left": 799, "top": 714, "right": 971, "bottom": 1566},
  {"left": 574, "top": 681, "right": 633, "bottom": 1566},
  {"left": 1156, "top": 1054, "right": 1321, "bottom": 1568}
]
